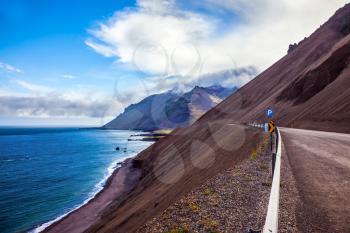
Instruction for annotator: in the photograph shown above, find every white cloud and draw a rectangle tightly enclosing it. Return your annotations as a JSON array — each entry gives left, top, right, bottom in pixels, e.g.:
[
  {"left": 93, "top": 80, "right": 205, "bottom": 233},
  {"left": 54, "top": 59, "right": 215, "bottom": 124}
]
[
  {"left": 141, "top": 66, "right": 257, "bottom": 94},
  {"left": 0, "top": 95, "right": 114, "bottom": 119},
  {"left": 0, "top": 87, "right": 28, "bottom": 97},
  {"left": 86, "top": 0, "right": 348, "bottom": 77},
  {"left": 0, "top": 61, "right": 22, "bottom": 73},
  {"left": 0, "top": 80, "right": 123, "bottom": 122},
  {"left": 62, "top": 74, "right": 77, "bottom": 79},
  {"left": 86, "top": 0, "right": 216, "bottom": 76},
  {"left": 14, "top": 80, "right": 53, "bottom": 93}
]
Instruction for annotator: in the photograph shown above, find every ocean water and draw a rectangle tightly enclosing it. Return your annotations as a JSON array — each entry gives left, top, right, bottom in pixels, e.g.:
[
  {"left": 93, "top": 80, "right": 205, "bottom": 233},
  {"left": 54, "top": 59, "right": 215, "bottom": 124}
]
[{"left": 0, "top": 127, "right": 153, "bottom": 233}]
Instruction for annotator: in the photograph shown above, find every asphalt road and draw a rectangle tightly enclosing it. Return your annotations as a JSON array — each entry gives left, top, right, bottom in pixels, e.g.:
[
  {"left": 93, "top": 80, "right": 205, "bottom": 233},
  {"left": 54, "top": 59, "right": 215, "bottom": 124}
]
[{"left": 280, "top": 127, "right": 350, "bottom": 232}]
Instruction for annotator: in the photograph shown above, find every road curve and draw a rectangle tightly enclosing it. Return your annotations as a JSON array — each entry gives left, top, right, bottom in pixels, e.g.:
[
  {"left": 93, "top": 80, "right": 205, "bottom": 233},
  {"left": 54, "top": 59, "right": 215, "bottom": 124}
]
[{"left": 280, "top": 127, "right": 350, "bottom": 232}]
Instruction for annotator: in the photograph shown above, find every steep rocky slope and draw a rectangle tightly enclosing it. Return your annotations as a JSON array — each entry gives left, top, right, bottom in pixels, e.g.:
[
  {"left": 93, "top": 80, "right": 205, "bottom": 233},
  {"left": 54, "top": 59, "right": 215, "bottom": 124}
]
[{"left": 200, "top": 3, "right": 350, "bottom": 133}]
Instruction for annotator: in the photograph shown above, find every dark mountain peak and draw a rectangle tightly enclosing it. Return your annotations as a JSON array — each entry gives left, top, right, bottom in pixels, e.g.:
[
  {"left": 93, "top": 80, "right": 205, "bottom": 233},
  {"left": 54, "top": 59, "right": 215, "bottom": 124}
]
[
  {"left": 183, "top": 85, "right": 233, "bottom": 100},
  {"left": 124, "top": 91, "right": 179, "bottom": 113},
  {"left": 104, "top": 84, "right": 236, "bottom": 130},
  {"left": 330, "top": 3, "right": 350, "bottom": 35}
]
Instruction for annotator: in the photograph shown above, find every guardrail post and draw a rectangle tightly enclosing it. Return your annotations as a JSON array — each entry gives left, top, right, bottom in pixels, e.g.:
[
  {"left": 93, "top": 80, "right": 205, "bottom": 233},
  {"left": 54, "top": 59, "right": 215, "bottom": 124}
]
[
  {"left": 272, "top": 153, "right": 276, "bottom": 178},
  {"left": 272, "top": 129, "right": 278, "bottom": 178},
  {"left": 275, "top": 128, "right": 279, "bottom": 152},
  {"left": 270, "top": 133, "right": 273, "bottom": 152}
]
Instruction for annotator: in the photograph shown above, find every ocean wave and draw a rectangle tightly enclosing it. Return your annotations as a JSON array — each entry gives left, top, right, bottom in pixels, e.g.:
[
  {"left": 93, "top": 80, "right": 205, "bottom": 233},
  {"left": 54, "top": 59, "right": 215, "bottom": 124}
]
[
  {"left": 1, "top": 159, "right": 16, "bottom": 162},
  {"left": 0, "top": 156, "right": 31, "bottom": 163},
  {"left": 30, "top": 153, "right": 138, "bottom": 233}
]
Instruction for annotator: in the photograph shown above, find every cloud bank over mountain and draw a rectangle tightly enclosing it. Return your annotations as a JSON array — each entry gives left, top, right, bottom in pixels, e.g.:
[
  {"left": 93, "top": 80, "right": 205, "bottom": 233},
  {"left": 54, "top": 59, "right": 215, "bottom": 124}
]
[
  {"left": 86, "top": 0, "right": 348, "bottom": 75},
  {"left": 0, "top": 67, "right": 253, "bottom": 124},
  {"left": 0, "top": 81, "right": 121, "bottom": 125}
]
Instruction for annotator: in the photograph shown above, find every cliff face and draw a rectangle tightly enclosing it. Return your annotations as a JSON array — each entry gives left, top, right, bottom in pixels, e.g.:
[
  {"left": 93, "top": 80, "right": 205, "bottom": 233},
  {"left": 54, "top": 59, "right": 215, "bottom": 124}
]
[{"left": 104, "top": 85, "right": 236, "bottom": 131}]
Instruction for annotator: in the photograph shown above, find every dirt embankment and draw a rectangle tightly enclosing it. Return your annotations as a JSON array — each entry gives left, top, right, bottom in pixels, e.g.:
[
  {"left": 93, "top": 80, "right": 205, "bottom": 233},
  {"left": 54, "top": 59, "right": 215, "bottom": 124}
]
[{"left": 137, "top": 133, "right": 273, "bottom": 233}]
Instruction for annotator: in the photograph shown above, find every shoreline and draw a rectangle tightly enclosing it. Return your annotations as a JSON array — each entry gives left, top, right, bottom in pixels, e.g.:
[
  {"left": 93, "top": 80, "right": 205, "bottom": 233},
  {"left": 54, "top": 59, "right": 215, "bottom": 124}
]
[
  {"left": 31, "top": 158, "right": 120, "bottom": 233},
  {"left": 35, "top": 156, "right": 142, "bottom": 233}
]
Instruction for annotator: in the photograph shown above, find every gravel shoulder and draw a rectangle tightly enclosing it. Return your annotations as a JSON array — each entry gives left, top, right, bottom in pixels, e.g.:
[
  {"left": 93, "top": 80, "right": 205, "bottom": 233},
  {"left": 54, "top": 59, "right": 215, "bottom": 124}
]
[{"left": 137, "top": 134, "right": 274, "bottom": 233}]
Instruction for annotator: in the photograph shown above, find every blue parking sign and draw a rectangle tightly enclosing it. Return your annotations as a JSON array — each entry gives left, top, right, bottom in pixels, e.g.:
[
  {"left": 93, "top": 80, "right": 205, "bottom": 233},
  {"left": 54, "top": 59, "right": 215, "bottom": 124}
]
[{"left": 266, "top": 108, "right": 274, "bottom": 118}]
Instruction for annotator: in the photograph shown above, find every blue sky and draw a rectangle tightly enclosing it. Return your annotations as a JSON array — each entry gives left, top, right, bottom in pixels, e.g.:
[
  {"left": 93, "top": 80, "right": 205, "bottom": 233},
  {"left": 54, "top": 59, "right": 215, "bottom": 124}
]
[
  {"left": 0, "top": 0, "right": 348, "bottom": 126},
  {"left": 0, "top": 0, "right": 134, "bottom": 89},
  {"left": 0, "top": 0, "right": 142, "bottom": 126}
]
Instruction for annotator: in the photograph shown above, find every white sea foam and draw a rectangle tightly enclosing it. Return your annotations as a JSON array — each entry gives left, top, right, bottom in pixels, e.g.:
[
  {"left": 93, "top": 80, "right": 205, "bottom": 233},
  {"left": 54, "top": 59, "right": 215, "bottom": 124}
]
[{"left": 30, "top": 153, "right": 138, "bottom": 233}]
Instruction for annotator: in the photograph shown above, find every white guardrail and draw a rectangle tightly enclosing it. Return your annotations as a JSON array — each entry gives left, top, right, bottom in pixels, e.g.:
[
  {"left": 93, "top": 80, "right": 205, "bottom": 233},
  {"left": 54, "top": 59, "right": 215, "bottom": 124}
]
[{"left": 263, "top": 127, "right": 282, "bottom": 233}]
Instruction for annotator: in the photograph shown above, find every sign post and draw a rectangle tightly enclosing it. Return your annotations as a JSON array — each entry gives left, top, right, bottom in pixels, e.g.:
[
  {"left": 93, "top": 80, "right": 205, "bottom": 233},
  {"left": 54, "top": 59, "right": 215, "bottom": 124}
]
[
  {"left": 269, "top": 121, "right": 274, "bottom": 151},
  {"left": 266, "top": 107, "right": 277, "bottom": 180},
  {"left": 266, "top": 107, "right": 274, "bottom": 119},
  {"left": 266, "top": 108, "right": 275, "bottom": 152}
]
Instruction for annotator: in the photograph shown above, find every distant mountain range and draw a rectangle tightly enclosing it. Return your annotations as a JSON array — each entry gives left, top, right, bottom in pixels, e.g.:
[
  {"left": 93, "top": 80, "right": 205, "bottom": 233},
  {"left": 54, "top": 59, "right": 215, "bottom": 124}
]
[{"left": 104, "top": 85, "right": 236, "bottom": 131}]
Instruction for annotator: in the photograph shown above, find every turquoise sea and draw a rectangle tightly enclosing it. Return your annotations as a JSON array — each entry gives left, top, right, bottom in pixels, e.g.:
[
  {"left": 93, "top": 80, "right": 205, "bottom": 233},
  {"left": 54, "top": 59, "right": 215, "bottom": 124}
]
[{"left": 0, "top": 127, "right": 153, "bottom": 233}]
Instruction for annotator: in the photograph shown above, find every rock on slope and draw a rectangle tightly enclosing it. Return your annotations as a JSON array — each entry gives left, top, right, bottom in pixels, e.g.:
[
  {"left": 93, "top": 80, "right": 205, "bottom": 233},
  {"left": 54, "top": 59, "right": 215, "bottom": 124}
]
[{"left": 104, "top": 85, "right": 236, "bottom": 131}]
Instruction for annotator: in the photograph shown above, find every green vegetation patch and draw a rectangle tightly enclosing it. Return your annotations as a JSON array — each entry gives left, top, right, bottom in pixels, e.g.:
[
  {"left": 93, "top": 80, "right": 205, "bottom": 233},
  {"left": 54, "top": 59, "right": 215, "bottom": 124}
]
[{"left": 164, "top": 228, "right": 188, "bottom": 233}]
